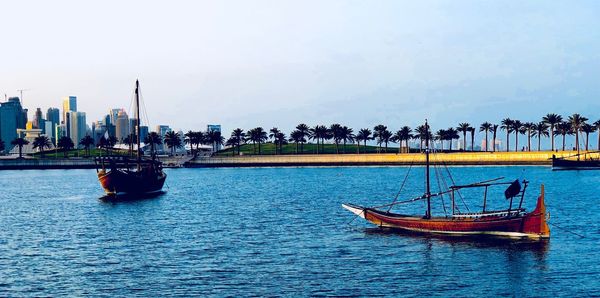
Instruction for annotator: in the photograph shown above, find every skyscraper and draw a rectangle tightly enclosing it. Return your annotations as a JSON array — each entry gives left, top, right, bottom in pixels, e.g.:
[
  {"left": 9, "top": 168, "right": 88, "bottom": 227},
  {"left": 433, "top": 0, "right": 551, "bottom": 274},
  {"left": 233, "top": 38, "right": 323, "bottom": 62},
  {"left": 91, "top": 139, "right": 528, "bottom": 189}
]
[
  {"left": 33, "top": 108, "right": 45, "bottom": 132},
  {"left": 139, "top": 126, "right": 149, "bottom": 144},
  {"left": 46, "top": 108, "right": 60, "bottom": 126},
  {"left": 0, "top": 97, "right": 27, "bottom": 152},
  {"left": 68, "top": 111, "right": 86, "bottom": 148},
  {"left": 62, "top": 96, "right": 77, "bottom": 137},
  {"left": 115, "top": 110, "right": 129, "bottom": 142}
]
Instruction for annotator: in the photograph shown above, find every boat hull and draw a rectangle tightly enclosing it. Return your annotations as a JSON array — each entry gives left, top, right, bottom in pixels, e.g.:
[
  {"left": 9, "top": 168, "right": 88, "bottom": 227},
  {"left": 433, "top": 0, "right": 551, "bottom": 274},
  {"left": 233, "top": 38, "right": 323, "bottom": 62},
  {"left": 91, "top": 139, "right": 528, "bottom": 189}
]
[
  {"left": 98, "top": 169, "right": 166, "bottom": 195},
  {"left": 343, "top": 187, "right": 550, "bottom": 239},
  {"left": 552, "top": 158, "right": 600, "bottom": 170}
]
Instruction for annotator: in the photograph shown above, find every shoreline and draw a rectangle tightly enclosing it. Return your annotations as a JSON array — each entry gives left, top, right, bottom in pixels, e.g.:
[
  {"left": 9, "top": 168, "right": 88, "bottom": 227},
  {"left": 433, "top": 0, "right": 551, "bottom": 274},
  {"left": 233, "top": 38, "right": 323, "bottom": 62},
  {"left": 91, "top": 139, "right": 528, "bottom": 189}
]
[
  {"left": 1, "top": 151, "right": 595, "bottom": 170},
  {"left": 188, "top": 151, "right": 591, "bottom": 168}
]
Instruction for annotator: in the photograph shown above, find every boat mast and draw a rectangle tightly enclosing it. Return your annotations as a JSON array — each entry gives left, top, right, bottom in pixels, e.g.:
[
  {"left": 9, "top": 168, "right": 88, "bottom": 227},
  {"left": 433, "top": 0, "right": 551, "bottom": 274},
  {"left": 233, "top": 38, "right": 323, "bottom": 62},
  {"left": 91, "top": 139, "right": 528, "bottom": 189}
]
[
  {"left": 135, "top": 80, "right": 141, "bottom": 170},
  {"left": 425, "top": 120, "right": 431, "bottom": 219}
]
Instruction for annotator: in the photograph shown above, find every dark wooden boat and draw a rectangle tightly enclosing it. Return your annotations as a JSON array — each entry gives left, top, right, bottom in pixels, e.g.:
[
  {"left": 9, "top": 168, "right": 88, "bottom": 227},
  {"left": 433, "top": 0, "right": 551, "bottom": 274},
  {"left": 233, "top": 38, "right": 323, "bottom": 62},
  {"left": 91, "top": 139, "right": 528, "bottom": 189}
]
[
  {"left": 552, "top": 152, "right": 600, "bottom": 170},
  {"left": 95, "top": 80, "right": 167, "bottom": 195},
  {"left": 343, "top": 121, "right": 550, "bottom": 239}
]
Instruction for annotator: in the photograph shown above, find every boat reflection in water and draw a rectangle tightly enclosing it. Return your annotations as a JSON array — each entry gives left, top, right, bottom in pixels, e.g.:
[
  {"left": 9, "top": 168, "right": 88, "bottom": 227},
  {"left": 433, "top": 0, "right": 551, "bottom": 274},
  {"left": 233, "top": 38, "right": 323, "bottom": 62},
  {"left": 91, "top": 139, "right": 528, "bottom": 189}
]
[
  {"left": 99, "top": 190, "right": 166, "bottom": 203},
  {"left": 363, "top": 227, "right": 549, "bottom": 255}
]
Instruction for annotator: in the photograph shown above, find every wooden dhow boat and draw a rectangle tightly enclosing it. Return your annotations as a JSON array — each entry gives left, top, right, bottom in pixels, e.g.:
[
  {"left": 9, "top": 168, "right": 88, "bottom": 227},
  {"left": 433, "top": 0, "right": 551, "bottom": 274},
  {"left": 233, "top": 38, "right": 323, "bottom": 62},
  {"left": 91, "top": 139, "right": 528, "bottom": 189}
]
[
  {"left": 552, "top": 151, "right": 600, "bottom": 170},
  {"left": 343, "top": 121, "right": 550, "bottom": 239},
  {"left": 95, "top": 80, "right": 167, "bottom": 195}
]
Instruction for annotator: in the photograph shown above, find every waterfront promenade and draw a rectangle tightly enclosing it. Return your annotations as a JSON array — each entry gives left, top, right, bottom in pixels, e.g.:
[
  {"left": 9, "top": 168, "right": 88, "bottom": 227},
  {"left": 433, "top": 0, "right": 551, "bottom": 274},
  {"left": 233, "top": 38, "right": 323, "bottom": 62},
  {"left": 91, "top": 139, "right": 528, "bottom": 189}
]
[
  {"left": 187, "top": 151, "right": 597, "bottom": 167},
  {"left": 1, "top": 151, "right": 597, "bottom": 169}
]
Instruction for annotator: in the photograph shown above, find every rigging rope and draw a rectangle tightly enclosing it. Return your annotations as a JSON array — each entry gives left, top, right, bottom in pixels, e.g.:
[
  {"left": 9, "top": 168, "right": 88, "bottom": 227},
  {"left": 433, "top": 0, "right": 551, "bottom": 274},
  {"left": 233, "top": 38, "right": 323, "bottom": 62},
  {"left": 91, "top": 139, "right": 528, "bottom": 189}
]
[
  {"left": 439, "top": 158, "right": 470, "bottom": 213},
  {"left": 386, "top": 159, "right": 415, "bottom": 212}
]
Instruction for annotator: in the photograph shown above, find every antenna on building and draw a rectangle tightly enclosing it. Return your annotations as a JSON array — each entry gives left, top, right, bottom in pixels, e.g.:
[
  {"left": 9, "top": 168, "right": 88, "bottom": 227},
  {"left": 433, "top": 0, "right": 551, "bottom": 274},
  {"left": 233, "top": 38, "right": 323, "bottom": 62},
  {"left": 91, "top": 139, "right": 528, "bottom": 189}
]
[{"left": 16, "top": 89, "right": 30, "bottom": 105}]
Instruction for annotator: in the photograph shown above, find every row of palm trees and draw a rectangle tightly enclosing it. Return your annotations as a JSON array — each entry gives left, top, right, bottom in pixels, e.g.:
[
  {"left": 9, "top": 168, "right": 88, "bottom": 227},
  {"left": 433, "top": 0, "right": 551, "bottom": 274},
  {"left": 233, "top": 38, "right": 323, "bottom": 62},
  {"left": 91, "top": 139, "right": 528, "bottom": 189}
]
[
  {"left": 3, "top": 130, "right": 187, "bottom": 159},
  {"left": 221, "top": 113, "right": 600, "bottom": 155}
]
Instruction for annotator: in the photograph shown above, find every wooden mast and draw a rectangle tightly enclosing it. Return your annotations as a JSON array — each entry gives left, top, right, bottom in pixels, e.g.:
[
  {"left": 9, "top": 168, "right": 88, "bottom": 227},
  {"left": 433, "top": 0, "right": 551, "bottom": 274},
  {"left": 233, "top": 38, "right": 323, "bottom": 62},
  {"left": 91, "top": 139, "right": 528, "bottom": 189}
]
[
  {"left": 425, "top": 120, "right": 431, "bottom": 219},
  {"left": 135, "top": 80, "right": 141, "bottom": 171}
]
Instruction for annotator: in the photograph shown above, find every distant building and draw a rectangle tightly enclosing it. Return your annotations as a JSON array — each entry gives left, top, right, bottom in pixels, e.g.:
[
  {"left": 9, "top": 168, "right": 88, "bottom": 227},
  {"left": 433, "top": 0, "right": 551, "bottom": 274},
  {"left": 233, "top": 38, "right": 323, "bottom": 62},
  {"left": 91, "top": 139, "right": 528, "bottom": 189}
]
[
  {"left": 55, "top": 124, "right": 66, "bottom": 146},
  {"left": 155, "top": 125, "right": 171, "bottom": 153},
  {"left": 46, "top": 108, "right": 60, "bottom": 126},
  {"left": 139, "top": 126, "right": 149, "bottom": 144},
  {"left": 156, "top": 125, "right": 171, "bottom": 138},
  {"left": 45, "top": 121, "right": 55, "bottom": 141},
  {"left": 108, "top": 109, "right": 120, "bottom": 128},
  {"left": 68, "top": 111, "right": 86, "bottom": 147},
  {"left": 62, "top": 96, "right": 77, "bottom": 137},
  {"left": 115, "top": 110, "right": 129, "bottom": 142},
  {"left": 33, "top": 108, "right": 45, "bottom": 132},
  {"left": 207, "top": 124, "right": 222, "bottom": 150},
  {"left": 0, "top": 97, "right": 27, "bottom": 152}
]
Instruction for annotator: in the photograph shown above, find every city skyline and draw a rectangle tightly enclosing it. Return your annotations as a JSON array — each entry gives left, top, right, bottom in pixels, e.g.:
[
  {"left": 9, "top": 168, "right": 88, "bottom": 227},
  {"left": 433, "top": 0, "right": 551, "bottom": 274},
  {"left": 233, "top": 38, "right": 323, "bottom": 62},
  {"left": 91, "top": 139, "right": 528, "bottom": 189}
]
[{"left": 1, "top": 1, "right": 599, "bottom": 134}]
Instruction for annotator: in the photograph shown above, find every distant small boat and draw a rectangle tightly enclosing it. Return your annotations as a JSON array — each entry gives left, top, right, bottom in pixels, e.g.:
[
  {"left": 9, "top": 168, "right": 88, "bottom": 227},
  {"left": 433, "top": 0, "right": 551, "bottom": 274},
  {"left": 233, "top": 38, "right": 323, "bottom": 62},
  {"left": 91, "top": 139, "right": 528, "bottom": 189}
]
[
  {"left": 343, "top": 120, "right": 550, "bottom": 239},
  {"left": 95, "top": 80, "right": 167, "bottom": 195},
  {"left": 552, "top": 152, "right": 600, "bottom": 170}
]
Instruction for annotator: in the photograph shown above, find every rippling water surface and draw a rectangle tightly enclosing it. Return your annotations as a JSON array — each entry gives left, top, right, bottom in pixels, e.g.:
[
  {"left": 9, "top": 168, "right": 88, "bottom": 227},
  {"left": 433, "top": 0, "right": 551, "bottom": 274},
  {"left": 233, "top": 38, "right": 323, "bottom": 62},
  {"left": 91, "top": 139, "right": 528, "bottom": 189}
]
[{"left": 0, "top": 166, "right": 598, "bottom": 296}]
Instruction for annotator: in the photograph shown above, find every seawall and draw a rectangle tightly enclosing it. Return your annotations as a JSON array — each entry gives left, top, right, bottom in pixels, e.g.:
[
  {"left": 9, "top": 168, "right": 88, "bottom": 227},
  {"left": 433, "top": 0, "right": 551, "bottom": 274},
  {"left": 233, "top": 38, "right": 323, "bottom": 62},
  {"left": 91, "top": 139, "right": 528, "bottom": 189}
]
[
  {"left": 186, "top": 151, "right": 599, "bottom": 167},
  {"left": 0, "top": 158, "right": 96, "bottom": 170}
]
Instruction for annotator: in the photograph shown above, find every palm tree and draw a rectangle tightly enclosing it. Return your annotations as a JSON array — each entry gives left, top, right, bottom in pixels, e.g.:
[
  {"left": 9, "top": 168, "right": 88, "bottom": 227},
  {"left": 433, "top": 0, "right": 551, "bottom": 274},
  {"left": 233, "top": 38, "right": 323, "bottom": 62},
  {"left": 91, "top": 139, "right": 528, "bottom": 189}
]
[
  {"left": 456, "top": 123, "right": 472, "bottom": 151},
  {"left": 122, "top": 134, "right": 135, "bottom": 156},
  {"left": 164, "top": 131, "right": 182, "bottom": 155},
  {"left": 580, "top": 123, "right": 595, "bottom": 151},
  {"left": 446, "top": 127, "right": 459, "bottom": 151},
  {"left": 289, "top": 130, "right": 305, "bottom": 154},
  {"left": 435, "top": 129, "right": 447, "bottom": 150},
  {"left": 295, "top": 124, "right": 309, "bottom": 153},
  {"left": 269, "top": 127, "right": 281, "bottom": 154},
  {"left": 595, "top": 120, "right": 600, "bottom": 150},
  {"left": 330, "top": 124, "right": 343, "bottom": 154},
  {"left": 231, "top": 128, "right": 244, "bottom": 155},
  {"left": 225, "top": 136, "right": 238, "bottom": 156},
  {"left": 479, "top": 122, "right": 492, "bottom": 152},
  {"left": 568, "top": 113, "right": 588, "bottom": 152},
  {"left": 184, "top": 130, "right": 201, "bottom": 156},
  {"left": 57, "top": 136, "right": 74, "bottom": 158},
  {"left": 391, "top": 128, "right": 410, "bottom": 153},
  {"left": 11, "top": 137, "right": 29, "bottom": 159},
  {"left": 511, "top": 120, "right": 523, "bottom": 152},
  {"left": 500, "top": 118, "right": 514, "bottom": 152},
  {"left": 543, "top": 113, "right": 563, "bottom": 151},
  {"left": 555, "top": 122, "right": 572, "bottom": 151},
  {"left": 522, "top": 122, "right": 535, "bottom": 152},
  {"left": 355, "top": 128, "right": 373, "bottom": 154},
  {"left": 340, "top": 126, "right": 354, "bottom": 153},
  {"left": 468, "top": 127, "right": 475, "bottom": 151},
  {"left": 397, "top": 126, "right": 413, "bottom": 153},
  {"left": 373, "top": 124, "right": 387, "bottom": 152},
  {"left": 32, "top": 135, "right": 52, "bottom": 158},
  {"left": 414, "top": 125, "right": 431, "bottom": 151},
  {"left": 380, "top": 129, "right": 392, "bottom": 153},
  {"left": 247, "top": 127, "right": 267, "bottom": 154},
  {"left": 275, "top": 132, "right": 287, "bottom": 154},
  {"left": 79, "top": 135, "right": 94, "bottom": 157},
  {"left": 491, "top": 124, "right": 499, "bottom": 152},
  {"left": 144, "top": 132, "right": 162, "bottom": 157},
  {"left": 533, "top": 122, "right": 549, "bottom": 151}
]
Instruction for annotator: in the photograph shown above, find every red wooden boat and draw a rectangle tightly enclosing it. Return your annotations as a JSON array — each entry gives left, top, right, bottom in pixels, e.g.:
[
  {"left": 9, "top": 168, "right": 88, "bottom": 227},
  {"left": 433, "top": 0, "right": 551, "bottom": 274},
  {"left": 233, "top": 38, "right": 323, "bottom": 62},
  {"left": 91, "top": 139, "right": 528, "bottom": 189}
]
[
  {"left": 95, "top": 80, "right": 167, "bottom": 195},
  {"left": 343, "top": 121, "right": 550, "bottom": 239}
]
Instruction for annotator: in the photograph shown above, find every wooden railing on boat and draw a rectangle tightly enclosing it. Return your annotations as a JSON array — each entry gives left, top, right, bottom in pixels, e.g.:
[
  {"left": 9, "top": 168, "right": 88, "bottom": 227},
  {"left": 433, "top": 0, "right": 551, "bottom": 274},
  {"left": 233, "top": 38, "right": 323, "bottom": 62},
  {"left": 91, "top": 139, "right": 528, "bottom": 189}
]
[{"left": 94, "top": 156, "right": 161, "bottom": 172}]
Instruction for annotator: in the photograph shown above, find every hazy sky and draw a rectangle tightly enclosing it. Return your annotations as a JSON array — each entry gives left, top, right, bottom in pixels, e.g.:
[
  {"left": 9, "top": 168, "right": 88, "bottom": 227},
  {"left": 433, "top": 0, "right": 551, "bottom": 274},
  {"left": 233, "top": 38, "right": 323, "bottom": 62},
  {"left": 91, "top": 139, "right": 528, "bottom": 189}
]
[{"left": 2, "top": 0, "right": 599, "bottom": 138}]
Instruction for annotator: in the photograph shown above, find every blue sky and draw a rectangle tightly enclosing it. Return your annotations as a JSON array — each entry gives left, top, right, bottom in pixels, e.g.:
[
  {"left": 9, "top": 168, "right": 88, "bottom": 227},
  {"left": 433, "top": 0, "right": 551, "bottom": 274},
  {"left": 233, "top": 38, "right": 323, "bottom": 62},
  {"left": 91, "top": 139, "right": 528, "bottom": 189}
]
[{"left": 1, "top": 0, "right": 599, "bottom": 146}]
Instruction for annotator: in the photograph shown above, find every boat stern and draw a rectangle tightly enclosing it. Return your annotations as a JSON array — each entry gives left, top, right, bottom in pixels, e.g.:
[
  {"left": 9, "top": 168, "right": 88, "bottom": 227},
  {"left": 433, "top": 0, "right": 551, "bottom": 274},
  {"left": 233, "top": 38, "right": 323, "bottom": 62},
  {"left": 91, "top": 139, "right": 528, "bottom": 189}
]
[{"left": 522, "top": 184, "right": 550, "bottom": 238}]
